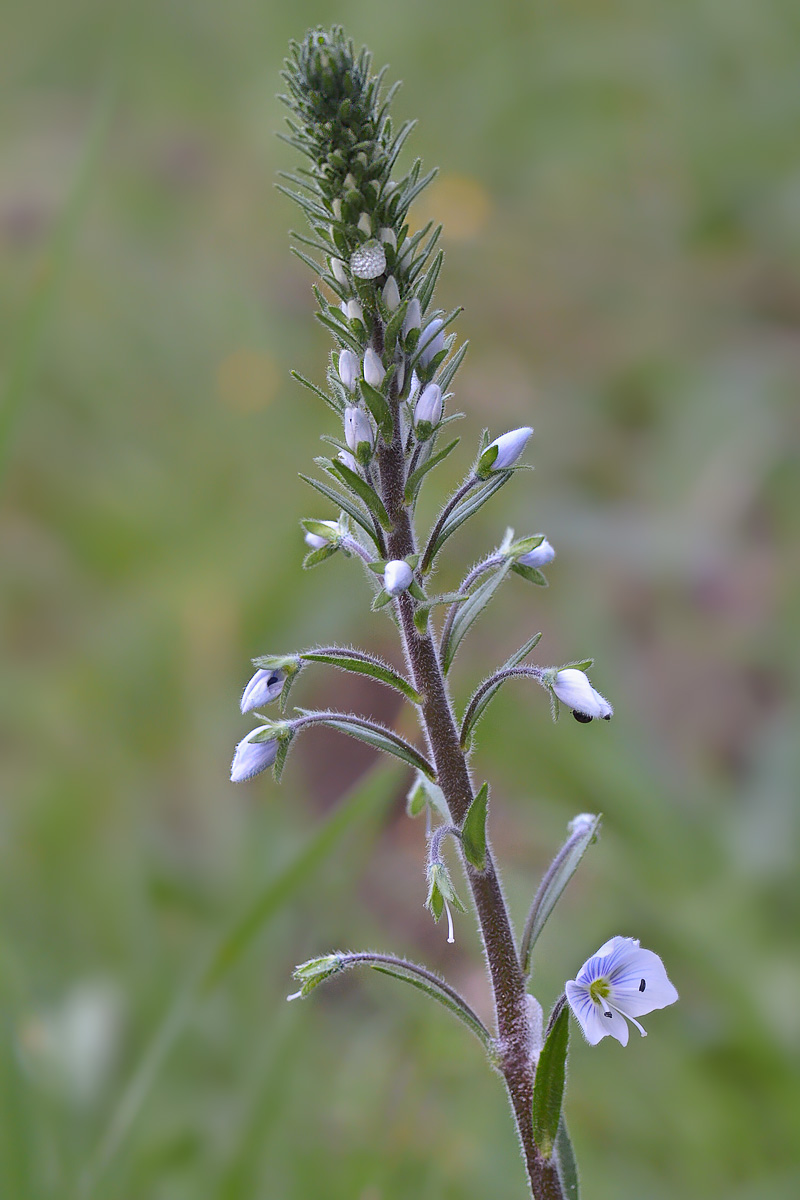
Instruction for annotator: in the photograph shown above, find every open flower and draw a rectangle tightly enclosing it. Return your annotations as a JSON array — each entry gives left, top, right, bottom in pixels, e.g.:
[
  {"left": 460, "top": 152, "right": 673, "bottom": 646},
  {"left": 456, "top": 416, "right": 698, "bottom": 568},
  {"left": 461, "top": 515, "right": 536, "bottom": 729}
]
[
  {"left": 230, "top": 728, "right": 279, "bottom": 782},
  {"left": 565, "top": 936, "right": 678, "bottom": 1046},
  {"left": 240, "top": 668, "right": 285, "bottom": 714},
  {"left": 552, "top": 668, "right": 612, "bottom": 722}
]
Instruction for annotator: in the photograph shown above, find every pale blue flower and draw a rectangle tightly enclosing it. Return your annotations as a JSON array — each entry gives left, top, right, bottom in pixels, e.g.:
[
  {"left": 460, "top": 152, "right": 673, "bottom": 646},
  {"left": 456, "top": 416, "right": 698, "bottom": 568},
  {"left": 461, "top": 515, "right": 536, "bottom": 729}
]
[
  {"left": 240, "top": 668, "right": 285, "bottom": 714},
  {"left": 230, "top": 728, "right": 279, "bottom": 782},
  {"left": 482, "top": 427, "right": 533, "bottom": 472},
  {"left": 518, "top": 537, "right": 555, "bottom": 568},
  {"left": 418, "top": 318, "right": 445, "bottom": 367},
  {"left": 566, "top": 936, "right": 678, "bottom": 1046}
]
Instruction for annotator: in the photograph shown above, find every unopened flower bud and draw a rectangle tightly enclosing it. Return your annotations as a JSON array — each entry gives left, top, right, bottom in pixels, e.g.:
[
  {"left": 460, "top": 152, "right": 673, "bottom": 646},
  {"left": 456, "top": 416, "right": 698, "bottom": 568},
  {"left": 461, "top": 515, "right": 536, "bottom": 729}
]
[
  {"left": 418, "top": 318, "right": 445, "bottom": 368},
  {"left": 357, "top": 212, "right": 371, "bottom": 236},
  {"left": 344, "top": 172, "right": 357, "bottom": 191},
  {"left": 337, "top": 450, "right": 358, "bottom": 472},
  {"left": 402, "top": 298, "right": 421, "bottom": 339},
  {"left": 379, "top": 227, "right": 397, "bottom": 249},
  {"left": 363, "top": 348, "right": 386, "bottom": 389},
  {"left": 479, "top": 427, "right": 533, "bottom": 475},
  {"left": 552, "top": 669, "right": 613, "bottom": 722},
  {"left": 382, "top": 275, "right": 401, "bottom": 312},
  {"left": 395, "top": 357, "right": 406, "bottom": 395},
  {"left": 338, "top": 348, "right": 359, "bottom": 391},
  {"left": 304, "top": 531, "right": 327, "bottom": 550},
  {"left": 240, "top": 668, "right": 285, "bottom": 714},
  {"left": 303, "top": 518, "right": 341, "bottom": 550},
  {"left": 344, "top": 406, "right": 374, "bottom": 460},
  {"left": 230, "top": 728, "right": 279, "bottom": 782},
  {"left": 414, "top": 383, "right": 443, "bottom": 438},
  {"left": 518, "top": 537, "right": 555, "bottom": 568},
  {"left": 345, "top": 299, "right": 363, "bottom": 323},
  {"left": 383, "top": 559, "right": 413, "bottom": 596},
  {"left": 331, "top": 257, "right": 347, "bottom": 285},
  {"left": 331, "top": 197, "right": 342, "bottom": 220}
]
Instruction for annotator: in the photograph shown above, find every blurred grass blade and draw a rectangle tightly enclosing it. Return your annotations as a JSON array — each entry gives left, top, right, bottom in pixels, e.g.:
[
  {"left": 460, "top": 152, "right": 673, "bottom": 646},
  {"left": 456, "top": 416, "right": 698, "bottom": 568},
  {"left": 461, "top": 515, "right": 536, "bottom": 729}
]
[
  {"left": 80, "top": 764, "right": 399, "bottom": 1199},
  {"left": 0, "top": 82, "right": 116, "bottom": 487}
]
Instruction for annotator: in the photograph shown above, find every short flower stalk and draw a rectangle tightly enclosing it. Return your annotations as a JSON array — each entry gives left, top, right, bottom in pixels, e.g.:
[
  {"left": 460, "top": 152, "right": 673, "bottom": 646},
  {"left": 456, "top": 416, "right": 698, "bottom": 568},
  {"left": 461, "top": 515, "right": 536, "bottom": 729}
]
[{"left": 227, "top": 28, "right": 679, "bottom": 1200}]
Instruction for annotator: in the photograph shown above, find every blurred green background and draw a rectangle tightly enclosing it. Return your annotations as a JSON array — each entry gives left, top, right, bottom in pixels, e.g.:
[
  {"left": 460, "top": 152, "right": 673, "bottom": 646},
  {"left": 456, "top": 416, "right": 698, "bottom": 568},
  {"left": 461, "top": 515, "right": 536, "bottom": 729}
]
[{"left": 2, "top": 1, "right": 799, "bottom": 1197}]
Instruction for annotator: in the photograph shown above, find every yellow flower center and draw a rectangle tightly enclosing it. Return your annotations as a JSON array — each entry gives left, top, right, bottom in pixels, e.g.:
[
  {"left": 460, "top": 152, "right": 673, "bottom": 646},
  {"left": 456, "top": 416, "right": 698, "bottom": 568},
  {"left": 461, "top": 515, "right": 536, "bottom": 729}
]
[{"left": 589, "top": 978, "right": 610, "bottom": 1004}]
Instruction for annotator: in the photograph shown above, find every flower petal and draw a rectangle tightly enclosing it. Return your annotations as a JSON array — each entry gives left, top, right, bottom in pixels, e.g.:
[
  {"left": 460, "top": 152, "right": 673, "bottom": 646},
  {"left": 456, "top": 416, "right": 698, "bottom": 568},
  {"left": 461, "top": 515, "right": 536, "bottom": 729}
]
[
  {"left": 566, "top": 982, "right": 629, "bottom": 1046},
  {"left": 608, "top": 948, "right": 679, "bottom": 1017}
]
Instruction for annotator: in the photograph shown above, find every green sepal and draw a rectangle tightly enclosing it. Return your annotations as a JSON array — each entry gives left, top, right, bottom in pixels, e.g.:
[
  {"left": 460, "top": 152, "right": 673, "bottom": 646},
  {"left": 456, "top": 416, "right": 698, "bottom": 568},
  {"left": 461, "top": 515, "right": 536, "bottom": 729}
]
[
  {"left": 512, "top": 563, "right": 548, "bottom": 587},
  {"left": 404, "top": 438, "right": 459, "bottom": 504},
  {"left": 272, "top": 730, "right": 294, "bottom": 782},
  {"left": 371, "top": 589, "right": 393, "bottom": 611},
  {"left": 561, "top": 659, "right": 594, "bottom": 674},
  {"left": 301, "top": 650, "right": 421, "bottom": 704},
  {"left": 303, "top": 543, "right": 339, "bottom": 569},
  {"left": 441, "top": 558, "right": 513, "bottom": 674},
  {"left": 426, "top": 862, "right": 467, "bottom": 919},
  {"left": 532, "top": 1001, "right": 570, "bottom": 1160},
  {"left": 290, "top": 953, "right": 345, "bottom": 999},
  {"left": 299, "top": 473, "right": 380, "bottom": 548},
  {"left": 360, "top": 379, "right": 393, "bottom": 443},
  {"left": 408, "top": 579, "right": 426, "bottom": 602},
  {"left": 475, "top": 443, "right": 499, "bottom": 478},
  {"left": 406, "top": 774, "right": 449, "bottom": 821},
  {"left": 460, "top": 632, "right": 542, "bottom": 749},
  {"left": 249, "top": 719, "right": 292, "bottom": 743},
  {"left": 329, "top": 459, "right": 393, "bottom": 531},
  {"left": 508, "top": 533, "right": 545, "bottom": 556},
  {"left": 461, "top": 783, "right": 489, "bottom": 871}
]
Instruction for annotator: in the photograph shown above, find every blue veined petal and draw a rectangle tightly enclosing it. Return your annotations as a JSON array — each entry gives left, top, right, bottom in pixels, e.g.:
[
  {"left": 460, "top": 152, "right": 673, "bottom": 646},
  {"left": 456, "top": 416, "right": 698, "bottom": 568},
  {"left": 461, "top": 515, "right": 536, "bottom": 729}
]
[
  {"left": 608, "top": 948, "right": 679, "bottom": 1017},
  {"left": 566, "top": 981, "right": 629, "bottom": 1045}
]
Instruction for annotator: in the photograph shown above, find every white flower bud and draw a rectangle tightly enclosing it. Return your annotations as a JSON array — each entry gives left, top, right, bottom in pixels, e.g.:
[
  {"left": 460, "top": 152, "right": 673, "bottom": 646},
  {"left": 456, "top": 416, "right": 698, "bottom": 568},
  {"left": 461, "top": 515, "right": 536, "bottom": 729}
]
[
  {"left": 382, "top": 275, "right": 401, "bottom": 312},
  {"left": 337, "top": 450, "right": 358, "bottom": 472},
  {"left": 240, "top": 668, "right": 285, "bottom": 714},
  {"left": 480, "top": 427, "right": 533, "bottom": 473},
  {"left": 345, "top": 299, "right": 363, "bottom": 323},
  {"left": 518, "top": 537, "right": 555, "bottom": 568},
  {"left": 332, "top": 197, "right": 342, "bottom": 220},
  {"left": 344, "top": 173, "right": 357, "bottom": 191},
  {"left": 552, "top": 669, "right": 613, "bottom": 722},
  {"left": 331, "top": 257, "right": 347, "bottom": 285},
  {"left": 379, "top": 227, "right": 397, "bottom": 249},
  {"left": 230, "top": 728, "right": 279, "bottom": 782},
  {"left": 395, "top": 357, "right": 406, "bottom": 395},
  {"left": 338, "top": 349, "right": 359, "bottom": 391},
  {"left": 363, "top": 348, "right": 386, "bottom": 389},
  {"left": 418, "top": 318, "right": 445, "bottom": 367},
  {"left": 357, "top": 212, "right": 372, "bottom": 235},
  {"left": 304, "top": 531, "right": 327, "bottom": 550},
  {"left": 344, "top": 406, "right": 374, "bottom": 455},
  {"left": 414, "top": 383, "right": 443, "bottom": 431},
  {"left": 383, "top": 560, "right": 413, "bottom": 596},
  {"left": 402, "top": 298, "right": 421, "bottom": 338}
]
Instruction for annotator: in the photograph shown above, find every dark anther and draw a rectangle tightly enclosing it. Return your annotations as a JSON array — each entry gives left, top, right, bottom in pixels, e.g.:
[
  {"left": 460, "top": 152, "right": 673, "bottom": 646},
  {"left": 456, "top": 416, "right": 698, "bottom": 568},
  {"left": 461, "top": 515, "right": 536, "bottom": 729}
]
[
  {"left": 639, "top": 979, "right": 646, "bottom": 992},
  {"left": 604, "top": 1010, "right": 613, "bottom": 1018},
  {"left": 572, "top": 711, "right": 593, "bottom": 724}
]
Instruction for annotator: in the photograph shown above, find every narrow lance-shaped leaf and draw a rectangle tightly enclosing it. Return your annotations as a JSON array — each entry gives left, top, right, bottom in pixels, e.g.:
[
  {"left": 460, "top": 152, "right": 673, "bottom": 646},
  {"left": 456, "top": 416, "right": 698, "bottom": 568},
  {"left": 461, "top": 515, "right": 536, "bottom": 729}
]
[
  {"left": 461, "top": 783, "right": 489, "bottom": 871},
  {"left": 521, "top": 814, "right": 602, "bottom": 973},
  {"left": 532, "top": 1000, "right": 570, "bottom": 1159},
  {"left": 404, "top": 438, "right": 460, "bottom": 504},
  {"left": 295, "top": 710, "right": 435, "bottom": 779},
  {"left": 290, "top": 952, "right": 491, "bottom": 1049},
  {"left": 441, "top": 558, "right": 513, "bottom": 675},
  {"left": 460, "top": 632, "right": 543, "bottom": 749},
  {"left": 555, "top": 1118, "right": 580, "bottom": 1199},
  {"left": 329, "top": 459, "right": 393, "bottom": 531},
  {"left": 299, "top": 473, "right": 380, "bottom": 547},
  {"left": 301, "top": 650, "right": 421, "bottom": 704},
  {"left": 426, "top": 471, "right": 510, "bottom": 567}
]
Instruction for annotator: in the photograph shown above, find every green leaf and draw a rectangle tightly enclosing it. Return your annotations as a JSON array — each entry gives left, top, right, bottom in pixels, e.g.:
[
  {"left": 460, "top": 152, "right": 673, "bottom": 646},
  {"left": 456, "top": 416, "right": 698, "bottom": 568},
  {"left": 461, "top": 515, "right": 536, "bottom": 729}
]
[
  {"left": 300, "top": 712, "right": 434, "bottom": 778},
  {"left": 302, "top": 543, "right": 338, "bottom": 568},
  {"left": 521, "top": 815, "right": 602, "bottom": 971},
  {"left": 441, "top": 559, "right": 513, "bottom": 674},
  {"left": 315, "top": 310, "right": 363, "bottom": 353},
  {"left": 435, "top": 340, "right": 469, "bottom": 393},
  {"left": 412, "top": 590, "right": 470, "bottom": 634},
  {"left": 426, "top": 472, "right": 510, "bottom": 565},
  {"left": 512, "top": 563, "right": 548, "bottom": 586},
  {"left": 301, "top": 650, "right": 421, "bottom": 703},
  {"left": 360, "top": 379, "right": 393, "bottom": 442},
  {"left": 329, "top": 460, "right": 393, "bottom": 531},
  {"left": 299, "top": 473, "right": 380, "bottom": 547},
  {"left": 404, "top": 438, "right": 459, "bottom": 504},
  {"left": 371, "top": 588, "right": 393, "bottom": 611},
  {"left": 555, "top": 1118, "right": 580, "bottom": 1198},
  {"left": 461, "top": 783, "right": 489, "bottom": 870},
  {"left": 532, "top": 1001, "right": 570, "bottom": 1159},
  {"left": 460, "top": 632, "right": 542, "bottom": 749},
  {"left": 416, "top": 248, "right": 443, "bottom": 311}
]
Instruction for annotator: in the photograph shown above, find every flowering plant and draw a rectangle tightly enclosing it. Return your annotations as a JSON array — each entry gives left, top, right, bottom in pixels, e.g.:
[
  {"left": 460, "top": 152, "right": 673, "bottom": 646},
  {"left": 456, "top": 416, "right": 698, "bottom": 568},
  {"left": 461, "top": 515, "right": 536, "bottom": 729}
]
[{"left": 230, "top": 28, "right": 677, "bottom": 1198}]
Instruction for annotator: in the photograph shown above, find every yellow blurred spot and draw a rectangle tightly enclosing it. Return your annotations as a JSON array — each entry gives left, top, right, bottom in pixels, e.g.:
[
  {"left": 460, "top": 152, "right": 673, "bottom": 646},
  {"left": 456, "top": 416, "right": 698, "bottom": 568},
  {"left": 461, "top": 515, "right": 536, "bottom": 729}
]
[
  {"left": 217, "top": 348, "right": 279, "bottom": 413},
  {"left": 413, "top": 173, "right": 492, "bottom": 241}
]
